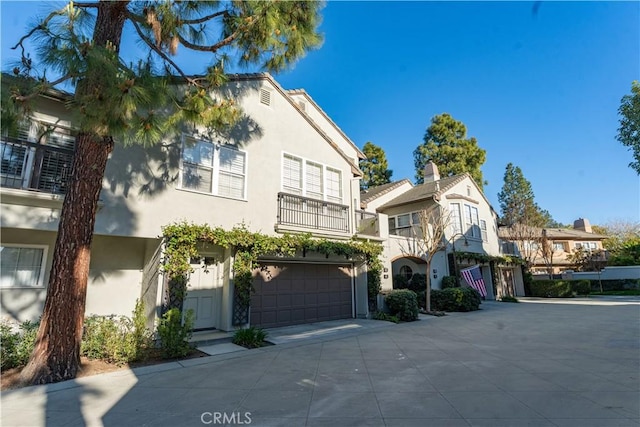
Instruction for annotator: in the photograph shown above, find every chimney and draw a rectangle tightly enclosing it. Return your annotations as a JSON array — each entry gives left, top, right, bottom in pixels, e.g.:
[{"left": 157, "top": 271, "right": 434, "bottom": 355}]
[
  {"left": 573, "top": 218, "right": 592, "bottom": 233},
  {"left": 424, "top": 161, "right": 440, "bottom": 183}
]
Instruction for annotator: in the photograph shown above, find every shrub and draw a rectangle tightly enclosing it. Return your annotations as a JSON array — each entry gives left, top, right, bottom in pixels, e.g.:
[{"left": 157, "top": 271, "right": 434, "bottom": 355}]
[
  {"left": 367, "top": 268, "right": 382, "bottom": 311},
  {"left": 82, "top": 300, "right": 153, "bottom": 365},
  {"left": 372, "top": 311, "right": 399, "bottom": 323},
  {"left": 233, "top": 326, "right": 268, "bottom": 348},
  {"left": 571, "top": 280, "right": 591, "bottom": 296},
  {"left": 0, "top": 320, "right": 39, "bottom": 370},
  {"left": 431, "top": 287, "right": 482, "bottom": 312},
  {"left": 441, "top": 276, "right": 458, "bottom": 289},
  {"left": 529, "top": 280, "right": 594, "bottom": 298},
  {"left": 529, "top": 280, "right": 574, "bottom": 298},
  {"left": 408, "top": 273, "right": 426, "bottom": 293},
  {"left": 588, "top": 278, "right": 640, "bottom": 292},
  {"left": 500, "top": 295, "right": 519, "bottom": 303},
  {"left": 384, "top": 289, "right": 419, "bottom": 322},
  {"left": 157, "top": 308, "right": 194, "bottom": 358},
  {"left": 392, "top": 274, "right": 410, "bottom": 290}
]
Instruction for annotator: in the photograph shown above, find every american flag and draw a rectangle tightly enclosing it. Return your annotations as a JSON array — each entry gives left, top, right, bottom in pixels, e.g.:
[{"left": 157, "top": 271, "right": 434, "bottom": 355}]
[{"left": 460, "top": 265, "right": 487, "bottom": 297}]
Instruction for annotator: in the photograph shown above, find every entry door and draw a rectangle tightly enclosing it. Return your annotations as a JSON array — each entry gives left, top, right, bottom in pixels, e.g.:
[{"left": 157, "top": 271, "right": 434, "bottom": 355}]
[{"left": 183, "top": 256, "right": 222, "bottom": 329}]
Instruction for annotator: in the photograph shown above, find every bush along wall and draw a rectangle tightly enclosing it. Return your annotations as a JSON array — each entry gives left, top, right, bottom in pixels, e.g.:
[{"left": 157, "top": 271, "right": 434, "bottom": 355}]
[
  {"left": 528, "top": 280, "right": 592, "bottom": 298},
  {"left": 431, "top": 287, "right": 482, "bottom": 312},
  {"left": 162, "top": 222, "right": 383, "bottom": 325}
]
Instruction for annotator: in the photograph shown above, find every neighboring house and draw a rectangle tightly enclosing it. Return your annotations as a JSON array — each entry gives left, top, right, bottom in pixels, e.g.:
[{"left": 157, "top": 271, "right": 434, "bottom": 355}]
[
  {"left": 360, "top": 162, "right": 525, "bottom": 299},
  {"left": 1, "top": 73, "right": 379, "bottom": 331},
  {"left": 499, "top": 218, "right": 608, "bottom": 275}
]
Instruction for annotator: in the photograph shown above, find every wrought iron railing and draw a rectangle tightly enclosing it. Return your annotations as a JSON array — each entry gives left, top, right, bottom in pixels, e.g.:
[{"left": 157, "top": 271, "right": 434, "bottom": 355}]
[
  {"left": 1, "top": 136, "right": 75, "bottom": 195},
  {"left": 277, "top": 192, "right": 350, "bottom": 233}
]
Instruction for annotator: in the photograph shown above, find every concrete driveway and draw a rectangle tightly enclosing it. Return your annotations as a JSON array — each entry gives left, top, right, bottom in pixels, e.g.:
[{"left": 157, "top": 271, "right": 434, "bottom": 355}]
[{"left": 2, "top": 297, "right": 639, "bottom": 426}]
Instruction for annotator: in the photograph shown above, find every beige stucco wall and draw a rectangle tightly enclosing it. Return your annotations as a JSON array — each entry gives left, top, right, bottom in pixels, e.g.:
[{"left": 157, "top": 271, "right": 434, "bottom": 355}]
[
  {"left": 363, "top": 181, "right": 413, "bottom": 212},
  {"left": 1, "top": 77, "right": 363, "bottom": 240},
  {"left": 0, "top": 228, "right": 154, "bottom": 323}
]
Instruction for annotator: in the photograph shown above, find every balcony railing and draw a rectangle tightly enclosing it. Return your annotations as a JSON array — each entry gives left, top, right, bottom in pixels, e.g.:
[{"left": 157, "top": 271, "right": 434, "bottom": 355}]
[
  {"left": 277, "top": 192, "right": 350, "bottom": 233},
  {"left": 1, "top": 136, "right": 75, "bottom": 195},
  {"left": 355, "top": 210, "right": 376, "bottom": 231}
]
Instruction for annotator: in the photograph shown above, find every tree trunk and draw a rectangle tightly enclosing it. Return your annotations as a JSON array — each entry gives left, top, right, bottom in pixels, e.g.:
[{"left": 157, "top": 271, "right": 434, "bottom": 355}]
[
  {"left": 20, "top": 0, "right": 128, "bottom": 385},
  {"left": 20, "top": 135, "right": 113, "bottom": 384}
]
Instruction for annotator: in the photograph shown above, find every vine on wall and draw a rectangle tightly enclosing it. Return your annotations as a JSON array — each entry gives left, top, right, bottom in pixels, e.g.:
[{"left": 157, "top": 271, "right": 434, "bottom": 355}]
[
  {"left": 455, "top": 251, "right": 524, "bottom": 266},
  {"left": 161, "top": 222, "right": 383, "bottom": 316}
]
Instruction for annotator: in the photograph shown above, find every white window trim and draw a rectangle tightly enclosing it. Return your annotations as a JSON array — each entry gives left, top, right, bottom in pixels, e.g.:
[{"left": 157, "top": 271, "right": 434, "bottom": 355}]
[
  {"left": 388, "top": 211, "right": 423, "bottom": 236},
  {"left": 450, "top": 202, "right": 484, "bottom": 240},
  {"left": 280, "top": 151, "right": 344, "bottom": 204},
  {"left": 179, "top": 135, "right": 248, "bottom": 201},
  {"left": 0, "top": 244, "right": 48, "bottom": 288}
]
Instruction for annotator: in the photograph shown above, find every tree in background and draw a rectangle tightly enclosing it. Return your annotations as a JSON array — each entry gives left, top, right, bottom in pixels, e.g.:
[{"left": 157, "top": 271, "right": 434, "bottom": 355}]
[
  {"left": 498, "top": 163, "right": 546, "bottom": 228},
  {"left": 617, "top": 81, "right": 640, "bottom": 174},
  {"left": 594, "top": 220, "right": 640, "bottom": 266},
  {"left": 413, "top": 113, "right": 486, "bottom": 188},
  {"left": 7, "top": 1, "right": 323, "bottom": 385},
  {"left": 359, "top": 141, "right": 392, "bottom": 190}
]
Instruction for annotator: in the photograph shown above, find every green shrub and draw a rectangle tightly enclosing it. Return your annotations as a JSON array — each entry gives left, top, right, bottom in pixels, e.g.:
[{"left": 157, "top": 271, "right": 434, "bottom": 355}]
[
  {"left": 441, "top": 276, "right": 458, "bottom": 289},
  {"left": 372, "top": 311, "right": 399, "bottom": 323},
  {"left": 82, "top": 300, "right": 153, "bottom": 365},
  {"left": 408, "top": 273, "right": 426, "bottom": 293},
  {"left": 588, "top": 278, "right": 640, "bottom": 292},
  {"left": 0, "top": 320, "right": 39, "bottom": 370},
  {"left": 500, "top": 295, "right": 519, "bottom": 303},
  {"left": 571, "top": 280, "right": 591, "bottom": 296},
  {"left": 392, "top": 274, "right": 410, "bottom": 290},
  {"left": 367, "top": 268, "right": 382, "bottom": 311},
  {"left": 157, "top": 308, "right": 194, "bottom": 358},
  {"left": 529, "top": 280, "right": 574, "bottom": 298},
  {"left": 431, "top": 287, "right": 482, "bottom": 312},
  {"left": 233, "top": 326, "right": 268, "bottom": 348},
  {"left": 384, "top": 289, "right": 419, "bottom": 322},
  {"left": 523, "top": 268, "right": 534, "bottom": 296}
]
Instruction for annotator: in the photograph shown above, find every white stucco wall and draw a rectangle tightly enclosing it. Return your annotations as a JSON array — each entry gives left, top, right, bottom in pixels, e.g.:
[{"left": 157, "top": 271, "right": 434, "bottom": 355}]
[{"left": 562, "top": 266, "right": 640, "bottom": 281}]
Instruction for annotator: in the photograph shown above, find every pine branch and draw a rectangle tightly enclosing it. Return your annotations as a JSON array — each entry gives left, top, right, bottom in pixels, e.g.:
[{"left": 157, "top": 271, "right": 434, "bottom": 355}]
[
  {"left": 12, "top": 74, "right": 74, "bottom": 102},
  {"left": 127, "top": 13, "right": 197, "bottom": 86},
  {"left": 176, "top": 15, "right": 258, "bottom": 53},
  {"left": 179, "top": 10, "right": 228, "bottom": 25}
]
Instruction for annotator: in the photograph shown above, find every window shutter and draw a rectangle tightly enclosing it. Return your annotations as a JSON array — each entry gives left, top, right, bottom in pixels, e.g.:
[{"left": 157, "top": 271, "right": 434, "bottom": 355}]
[
  {"left": 218, "top": 146, "right": 246, "bottom": 199},
  {"left": 306, "top": 161, "right": 323, "bottom": 199},
  {"left": 0, "top": 246, "right": 44, "bottom": 288},
  {"left": 326, "top": 168, "right": 341, "bottom": 202},
  {"left": 283, "top": 155, "right": 302, "bottom": 194}
]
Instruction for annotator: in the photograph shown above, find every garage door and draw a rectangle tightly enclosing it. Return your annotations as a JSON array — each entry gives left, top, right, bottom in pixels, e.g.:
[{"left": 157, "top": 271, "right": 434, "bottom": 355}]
[{"left": 250, "top": 263, "right": 353, "bottom": 329}]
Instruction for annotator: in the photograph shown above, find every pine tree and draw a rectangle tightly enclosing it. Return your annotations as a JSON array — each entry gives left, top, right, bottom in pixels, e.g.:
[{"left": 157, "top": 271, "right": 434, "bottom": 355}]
[
  {"left": 413, "top": 113, "right": 486, "bottom": 188},
  {"left": 498, "top": 163, "right": 544, "bottom": 227},
  {"left": 359, "top": 141, "right": 392, "bottom": 190},
  {"left": 6, "top": 1, "right": 323, "bottom": 385},
  {"left": 617, "top": 81, "right": 640, "bottom": 174}
]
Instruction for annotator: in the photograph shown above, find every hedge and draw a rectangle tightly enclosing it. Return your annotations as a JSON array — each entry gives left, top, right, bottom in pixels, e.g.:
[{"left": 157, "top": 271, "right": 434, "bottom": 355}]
[
  {"left": 529, "top": 280, "right": 591, "bottom": 298},
  {"left": 587, "top": 278, "right": 640, "bottom": 292},
  {"left": 431, "top": 287, "right": 482, "bottom": 312}
]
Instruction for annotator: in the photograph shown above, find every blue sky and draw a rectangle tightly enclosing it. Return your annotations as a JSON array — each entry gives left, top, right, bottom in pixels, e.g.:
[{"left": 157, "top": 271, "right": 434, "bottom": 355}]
[{"left": 2, "top": 1, "right": 639, "bottom": 226}]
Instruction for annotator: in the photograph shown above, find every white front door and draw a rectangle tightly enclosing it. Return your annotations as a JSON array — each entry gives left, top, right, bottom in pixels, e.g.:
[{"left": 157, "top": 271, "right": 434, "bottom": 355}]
[{"left": 183, "top": 256, "right": 223, "bottom": 329}]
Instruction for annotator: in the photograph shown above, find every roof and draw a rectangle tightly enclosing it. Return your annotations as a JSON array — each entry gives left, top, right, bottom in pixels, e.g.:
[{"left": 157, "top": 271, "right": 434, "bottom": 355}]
[
  {"left": 498, "top": 226, "right": 608, "bottom": 240},
  {"left": 286, "top": 89, "right": 366, "bottom": 159},
  {"left": 360, "top": 179, "right": 412, "bottom": 207},
  {"left": 378, "top": 174, "right": 469, "bottom": 210}
]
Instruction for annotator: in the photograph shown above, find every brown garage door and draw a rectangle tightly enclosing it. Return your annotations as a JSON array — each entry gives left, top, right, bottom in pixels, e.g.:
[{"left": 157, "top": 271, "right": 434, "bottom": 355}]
[{"left": 250, "top": 263, "right": 353, "bottom": 329}]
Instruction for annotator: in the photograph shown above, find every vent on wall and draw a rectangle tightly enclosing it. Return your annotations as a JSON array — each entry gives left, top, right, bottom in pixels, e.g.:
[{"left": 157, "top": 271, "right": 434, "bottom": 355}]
[
  {"left": 298, "top": 101, "right": 306, "bottom": 111},
  {"left": 259, "top": 89, "right": 271, "bottom": 106}
]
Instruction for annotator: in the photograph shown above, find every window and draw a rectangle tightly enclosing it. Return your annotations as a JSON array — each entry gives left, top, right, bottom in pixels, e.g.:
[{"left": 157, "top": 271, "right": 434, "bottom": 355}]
[
  {"left": 449, "top": 203, "right": 463, "bottom": 235},
  {"left": 575, "top": 242, "right": 598, "bottom": 251},
  {"left": 181, "top": 136, "right": 246, "bottom": 200},
  {"left": 553, "top": 242, "right": 565, "bottom": 251},
  {"left": 218, "top": 146, "right": 246, "bottom": 199},
  {"left": 399, "top": 265, "right": 413, "bottom": 280},
  {"left": 0, "top": 245, "right": 47, "bottom": 288},
  {"left": 283, "top": 154, "right": 302, "bottom": 194},
  {"left": 281, "top": 154, "right": 343, "bottom": 203},
  {"left": 326, "top": 167, "right": 342, "bottom": 203},
  {"left": 388, "top": 212, "right": 423, "bottom": 237},
  {"left": 464, "top": 205, "right": 480, "bottom": 238},
  {"left": 480, "top": 220, "right": 487, "bottom": 242},
  {"left": 305, "top": 161, "right": 323, "bottom": 199}
]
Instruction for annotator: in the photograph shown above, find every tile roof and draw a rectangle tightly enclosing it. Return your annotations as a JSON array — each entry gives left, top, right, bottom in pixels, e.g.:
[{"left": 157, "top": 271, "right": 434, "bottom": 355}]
[
  {"left": 360, "top": 179, "right": 412, "bottom": 206},
  {"left": 378, "top": 174, "right": 469, "bottom": 210}
]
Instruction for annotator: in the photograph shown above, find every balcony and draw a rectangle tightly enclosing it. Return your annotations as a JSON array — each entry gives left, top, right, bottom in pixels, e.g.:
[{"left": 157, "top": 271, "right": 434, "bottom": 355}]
[
  {"left": 1, "top": 135, "right": 75, "bottom": 196},
  {"left": 277, "top": 192, "right": 350, "bottom": 234}
]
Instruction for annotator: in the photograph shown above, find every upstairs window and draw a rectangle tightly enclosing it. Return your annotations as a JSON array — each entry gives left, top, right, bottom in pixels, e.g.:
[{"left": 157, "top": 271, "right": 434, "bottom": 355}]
[
  {"left": 181, "top": 136, "right": 246, "bottom": 200},
  {"left": 281, "top": 153, "right": 343, "bottom": 203}
]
